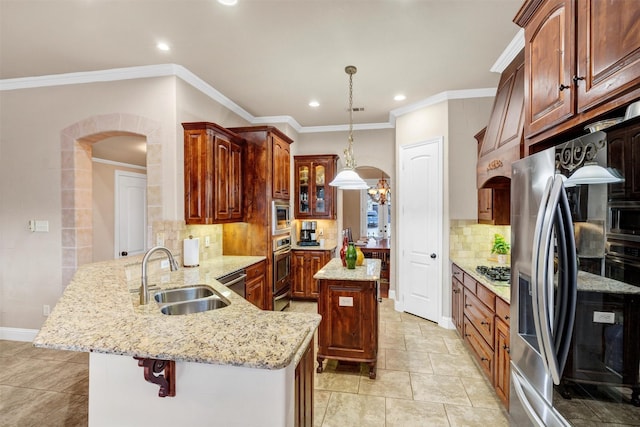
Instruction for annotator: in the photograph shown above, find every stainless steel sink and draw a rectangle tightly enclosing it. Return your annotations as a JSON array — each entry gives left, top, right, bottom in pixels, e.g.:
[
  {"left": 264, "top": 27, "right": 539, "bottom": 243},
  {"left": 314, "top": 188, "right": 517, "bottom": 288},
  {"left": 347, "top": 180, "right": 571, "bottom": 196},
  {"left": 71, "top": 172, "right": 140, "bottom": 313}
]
[
  {"left": 159, "top": 296, "right": 229, "bottom": 315},
  {"left": 154, "top": 285, "right": 214, "bottom": 304},
  {"left": 154, "top": 285, "right": 230, "bottom": 315}
]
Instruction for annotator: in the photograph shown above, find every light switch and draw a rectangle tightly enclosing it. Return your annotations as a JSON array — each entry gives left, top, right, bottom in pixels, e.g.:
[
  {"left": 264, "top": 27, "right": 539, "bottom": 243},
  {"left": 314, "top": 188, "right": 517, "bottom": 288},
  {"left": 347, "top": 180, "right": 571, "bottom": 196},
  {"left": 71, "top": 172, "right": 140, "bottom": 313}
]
[{"left": 28, "top": 220, "right": 49, "bottom": 232}]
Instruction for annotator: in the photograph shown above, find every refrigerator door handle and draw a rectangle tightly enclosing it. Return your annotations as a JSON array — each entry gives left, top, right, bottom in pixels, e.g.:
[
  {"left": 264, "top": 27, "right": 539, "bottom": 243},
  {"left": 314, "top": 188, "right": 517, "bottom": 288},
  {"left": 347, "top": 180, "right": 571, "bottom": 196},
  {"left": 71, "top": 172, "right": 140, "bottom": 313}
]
[
  {"left": 531, "top": 177, "right": 554, "bottom": 367},
  {"left": 512, "top": 368, "right": 545, "bottom": 427},
  {"left": 536, "top": 177, "right": 567, "bottom": 384}
]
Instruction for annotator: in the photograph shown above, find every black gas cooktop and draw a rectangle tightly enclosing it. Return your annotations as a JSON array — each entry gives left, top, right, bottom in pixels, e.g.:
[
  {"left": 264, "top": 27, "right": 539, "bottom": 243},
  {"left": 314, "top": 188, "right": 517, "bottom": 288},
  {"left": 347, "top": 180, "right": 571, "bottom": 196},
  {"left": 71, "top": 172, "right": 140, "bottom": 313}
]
[{"left": 476, "top": 265, "right": 511, "bottom": 282}]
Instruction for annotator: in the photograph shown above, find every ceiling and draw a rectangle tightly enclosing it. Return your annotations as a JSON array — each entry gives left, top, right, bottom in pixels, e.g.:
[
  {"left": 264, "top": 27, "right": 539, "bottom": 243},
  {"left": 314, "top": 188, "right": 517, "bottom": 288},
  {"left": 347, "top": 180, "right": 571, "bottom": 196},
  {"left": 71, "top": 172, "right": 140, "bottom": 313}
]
[{"left": 0, "top": 0, "right": 524, "bottom": 129}]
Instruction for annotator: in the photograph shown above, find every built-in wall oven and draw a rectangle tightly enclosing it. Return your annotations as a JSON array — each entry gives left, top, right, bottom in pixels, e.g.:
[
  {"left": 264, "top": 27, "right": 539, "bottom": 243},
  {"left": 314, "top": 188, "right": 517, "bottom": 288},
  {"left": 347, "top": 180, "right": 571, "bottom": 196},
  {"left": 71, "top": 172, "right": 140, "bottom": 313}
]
[{"left": 272, "top": 234, "right": 292, "bottom": 311}]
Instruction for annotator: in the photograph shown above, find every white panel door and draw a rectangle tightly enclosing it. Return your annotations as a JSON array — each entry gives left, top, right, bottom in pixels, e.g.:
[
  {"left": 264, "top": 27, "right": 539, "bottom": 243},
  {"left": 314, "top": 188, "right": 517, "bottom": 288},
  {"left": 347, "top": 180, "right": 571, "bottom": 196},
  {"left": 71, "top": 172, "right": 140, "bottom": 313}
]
[
  {"left": 399, "top": 138, "right": 442, "bottom": 322},
  {"left": 115, "top": 171, "right": 147, "bottom": 258}
]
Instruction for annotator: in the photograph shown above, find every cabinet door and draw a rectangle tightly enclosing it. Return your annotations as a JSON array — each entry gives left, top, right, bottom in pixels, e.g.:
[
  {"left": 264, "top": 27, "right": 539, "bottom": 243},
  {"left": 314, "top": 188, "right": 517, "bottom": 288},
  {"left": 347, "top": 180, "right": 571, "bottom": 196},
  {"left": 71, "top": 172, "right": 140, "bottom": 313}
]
[
  {"left": 184, "top": 129, "right": 213, "bottom": 224},
  {"left": 272, "top": 135, "right": 291, "bottom": 200},
  {"left": 308, "top": 251, "right": 325, "bottom": 298},
  {"left": 452, "top": 277, "right": 464, "bottom": 336},
  {"left": 296, "top": 161, "right": 312, "bottom": 216},
  {"left": 576, "top": 0, "right": 640, "bottom": 113},
  {"left": 294, "top": 155, "right": 337, "bottom": 219},
  {"left": 524, "top": 0, "right": 574, "bottom": 137},
  {"left": 607, "top": 120, "right": 640, "bottom": 201},
  {"left": 214, "top": 137, "right": 231, "bottom": 221},
  {"left": 478, "top": 188, "right": 494, "bottom": 222},
  {"left": 291, "top": 251, "right": 307, "bottom": 298},
  {"left": 229, "top": 141, "right": 243, "bottom": 220},
  {"left": 494, "top": 318, "right": 510, "bottom": 407}
]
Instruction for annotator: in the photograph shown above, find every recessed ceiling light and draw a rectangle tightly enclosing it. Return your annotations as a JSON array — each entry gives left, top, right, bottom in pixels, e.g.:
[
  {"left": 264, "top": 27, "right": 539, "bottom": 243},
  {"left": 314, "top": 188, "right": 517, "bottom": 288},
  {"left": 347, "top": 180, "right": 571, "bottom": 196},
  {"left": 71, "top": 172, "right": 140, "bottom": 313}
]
[
  {"left": 157, "top": 42, "right": 170, "bottom": 51},
  {"left": 394, "top": 94, "right": 406, "bottom": 101},
  {"left": 309, "top": 101, "right": 320, "bottom": 108},
  {"left": 218, "top": 0, "right": 238, "bottom": 5}
]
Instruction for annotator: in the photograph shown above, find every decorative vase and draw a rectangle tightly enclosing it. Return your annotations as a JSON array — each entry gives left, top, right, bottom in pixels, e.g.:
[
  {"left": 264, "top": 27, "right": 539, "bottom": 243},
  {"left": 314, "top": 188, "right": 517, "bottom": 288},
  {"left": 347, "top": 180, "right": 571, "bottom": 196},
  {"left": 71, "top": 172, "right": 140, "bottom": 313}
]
[
  {"left": 340, "top": 236, "right": 348, "bottom": 267},
  {"left": 346, "top": 242, "right": 357, "bottom": 269},
  {"left": 497, "top": 254, "right": 507, "bottom": 265},
  {"left": 356, "top": 246, "right": 364, "bottom": 266}
]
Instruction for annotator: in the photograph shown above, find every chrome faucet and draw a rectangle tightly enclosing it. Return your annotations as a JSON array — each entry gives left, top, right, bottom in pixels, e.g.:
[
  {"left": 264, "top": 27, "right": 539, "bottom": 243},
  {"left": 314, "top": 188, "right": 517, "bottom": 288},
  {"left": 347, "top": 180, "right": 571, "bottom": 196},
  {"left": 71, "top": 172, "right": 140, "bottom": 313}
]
[{"left": 140, "top": 246, "right": 179, "bottom": 305}]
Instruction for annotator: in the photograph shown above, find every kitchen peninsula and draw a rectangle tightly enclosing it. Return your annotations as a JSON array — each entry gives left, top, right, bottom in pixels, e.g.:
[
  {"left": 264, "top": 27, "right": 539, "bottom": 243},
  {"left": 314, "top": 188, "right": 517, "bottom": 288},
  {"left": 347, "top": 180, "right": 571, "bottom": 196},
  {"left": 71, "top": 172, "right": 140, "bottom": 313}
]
[
  {"left": 314, "top": 258, "right": 381, "bottom": 379},
  {"left": 33, "top": 254, "right": 320, "bottom": 427}
]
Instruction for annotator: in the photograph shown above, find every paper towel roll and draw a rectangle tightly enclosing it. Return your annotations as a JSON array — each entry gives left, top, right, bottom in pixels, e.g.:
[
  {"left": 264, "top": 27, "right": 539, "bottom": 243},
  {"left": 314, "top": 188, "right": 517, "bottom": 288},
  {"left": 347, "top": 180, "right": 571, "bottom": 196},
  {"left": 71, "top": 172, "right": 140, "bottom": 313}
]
[{"left": 183, "top": 237, "right": 200, "bottom": 267}]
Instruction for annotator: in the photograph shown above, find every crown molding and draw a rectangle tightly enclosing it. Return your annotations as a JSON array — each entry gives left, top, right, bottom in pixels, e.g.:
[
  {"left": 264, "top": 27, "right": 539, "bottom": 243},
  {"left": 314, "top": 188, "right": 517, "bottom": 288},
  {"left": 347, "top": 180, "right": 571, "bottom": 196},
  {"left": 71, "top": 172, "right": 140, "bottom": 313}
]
[
  {"left": 490, "top": 29, "right": 525, "bottom": 73},
  {"left": 1, "top": 64, "right": 498, "bottom": 133}
]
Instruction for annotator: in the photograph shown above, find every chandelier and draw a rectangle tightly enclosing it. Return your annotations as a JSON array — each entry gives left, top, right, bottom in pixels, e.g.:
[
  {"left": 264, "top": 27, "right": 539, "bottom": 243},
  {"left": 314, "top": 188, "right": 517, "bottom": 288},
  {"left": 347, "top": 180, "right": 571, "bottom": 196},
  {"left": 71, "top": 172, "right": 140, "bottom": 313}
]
[
  {"left": 329, "top": 66, "right": 369, "bottom": 190},
  {"left": 368, "top": 176, "right": 390, "bottom": 204}
]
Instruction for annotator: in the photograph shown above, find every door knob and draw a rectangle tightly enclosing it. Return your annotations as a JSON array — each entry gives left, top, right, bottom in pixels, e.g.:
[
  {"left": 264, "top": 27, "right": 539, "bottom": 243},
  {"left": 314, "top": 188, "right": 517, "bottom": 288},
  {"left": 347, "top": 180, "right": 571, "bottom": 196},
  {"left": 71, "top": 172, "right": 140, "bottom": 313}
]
[
  {"left": 121, "top": 251, "right": 128, "bottom": 256},
  {"left": 430, "top": 253, "right": 436, "bottom": 259}
]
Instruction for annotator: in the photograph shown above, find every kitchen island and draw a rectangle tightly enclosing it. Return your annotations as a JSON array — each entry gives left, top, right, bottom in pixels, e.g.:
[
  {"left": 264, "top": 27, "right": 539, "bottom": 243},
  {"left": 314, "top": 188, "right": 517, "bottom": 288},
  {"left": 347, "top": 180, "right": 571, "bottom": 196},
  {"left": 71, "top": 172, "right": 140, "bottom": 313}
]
[
  {"left": 314, "top": 258, "right": 381, "bottom": 379},
  {"left": 34, "top": 254, "right": 321, "bottom": 427}
]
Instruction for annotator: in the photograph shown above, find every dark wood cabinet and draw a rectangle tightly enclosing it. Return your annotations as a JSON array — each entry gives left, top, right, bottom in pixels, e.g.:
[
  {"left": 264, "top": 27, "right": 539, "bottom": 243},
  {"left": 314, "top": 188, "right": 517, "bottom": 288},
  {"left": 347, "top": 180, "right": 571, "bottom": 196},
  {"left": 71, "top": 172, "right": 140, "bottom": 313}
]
[
  {"left": 291, "top": 249, "right": 333, "bottom": 300},
  {"left": 452, "top": 263, "right": 510, "bottom": 407},
  {"left": 273, "top": 135, "right": 291, "bottom": 200},
  {"left": 245, "top": 260, "right": 266, "bottom": 309},
  {"left": 183, "top": 122, "right": 244, "bottom": 224},
  {"left": 515, "top": 0, "right": 640, "bottom": 148},
  {"left": 607, "top": 118, "right": 640, "bottom": 201},
  {"left": 316, "top": 275, "right": 379, "bottom": 379},
  {"left": 477, "top": 186, "right": 510, "bottom": 225},
  {"left": 223, "top": 126, "right": 294, "bottom": 311},
  {"left": 451, "top": 264, "right": 464, "bottom": 336},
  {"left": 294, "top": 340, "right": 314, "bottom": 427},
  {"left": 294, "top": 155, "right": 338, "bottom": 219}
]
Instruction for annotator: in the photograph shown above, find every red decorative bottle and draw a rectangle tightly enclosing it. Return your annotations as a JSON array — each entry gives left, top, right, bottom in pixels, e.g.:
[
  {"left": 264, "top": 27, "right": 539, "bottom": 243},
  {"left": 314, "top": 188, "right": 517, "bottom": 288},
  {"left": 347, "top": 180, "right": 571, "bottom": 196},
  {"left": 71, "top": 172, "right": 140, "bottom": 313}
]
[{"left": 340, "top": 236, "right": 348, "bottom": 267}]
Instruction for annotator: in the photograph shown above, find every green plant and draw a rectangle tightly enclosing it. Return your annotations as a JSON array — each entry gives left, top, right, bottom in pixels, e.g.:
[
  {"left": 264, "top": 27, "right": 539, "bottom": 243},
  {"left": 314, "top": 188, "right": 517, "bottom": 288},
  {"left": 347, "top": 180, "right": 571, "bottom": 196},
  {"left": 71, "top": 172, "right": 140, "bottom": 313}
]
[{"left": 491, "top": 234, "right": 510, "bottom": 255}]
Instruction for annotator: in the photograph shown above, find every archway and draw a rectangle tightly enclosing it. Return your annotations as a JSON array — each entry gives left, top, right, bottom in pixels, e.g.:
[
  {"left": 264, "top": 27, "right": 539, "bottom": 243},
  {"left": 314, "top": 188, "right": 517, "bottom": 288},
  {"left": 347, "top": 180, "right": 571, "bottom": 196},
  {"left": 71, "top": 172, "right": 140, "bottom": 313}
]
[{"left": 60, "top": 113, "right": 162, "bottom": 286}]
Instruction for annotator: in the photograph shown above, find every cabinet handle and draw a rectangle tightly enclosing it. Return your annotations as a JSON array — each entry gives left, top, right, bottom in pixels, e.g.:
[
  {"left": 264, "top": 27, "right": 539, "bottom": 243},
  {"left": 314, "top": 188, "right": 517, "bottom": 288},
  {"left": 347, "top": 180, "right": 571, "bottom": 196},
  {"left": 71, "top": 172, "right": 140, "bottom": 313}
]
[
  {"left": 559, "top": 84, "right": 570, "bottom": 91},
  {"left": 465, "top": 304, "right": 472, "bottom": 308},
  {"left": 504, "top": 315, "right": 510, "bottom": 320},
  {"left": 464, "top": 333, "right": 470, "bottom": 337},
  {"left": 503, "top": 345, "right": 510, "bottom": 354},
  {"left": 572, "top": 75, "right": 585, "bottom": 84},
  {"left": 480, "top": 320, "right": 489, "bottom": 326},
  {"left": 481, "top": 357, "right": 488, "bottom": 362}
]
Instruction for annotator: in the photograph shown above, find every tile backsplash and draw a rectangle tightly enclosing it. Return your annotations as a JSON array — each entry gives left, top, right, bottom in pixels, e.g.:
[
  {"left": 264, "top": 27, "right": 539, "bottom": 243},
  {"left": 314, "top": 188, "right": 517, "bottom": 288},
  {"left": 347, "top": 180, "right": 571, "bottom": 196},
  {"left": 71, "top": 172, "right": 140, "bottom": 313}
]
[
  {"left": 152, "top": 220, "right": 223, "bottom": 264},
  {"left": 450, "top": 220, "right": 511, "bottom": 263}
]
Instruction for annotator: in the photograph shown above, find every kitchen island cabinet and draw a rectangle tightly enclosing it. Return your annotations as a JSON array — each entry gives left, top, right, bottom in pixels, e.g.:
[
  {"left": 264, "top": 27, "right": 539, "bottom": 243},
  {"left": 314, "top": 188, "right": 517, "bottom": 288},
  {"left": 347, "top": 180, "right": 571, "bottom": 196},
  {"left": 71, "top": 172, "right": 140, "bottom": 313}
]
[
  {"left": 291, "top": 247, "right": 334, "bottom": 300},
  {"left": 34, "top": 254, "right": 319, "bottom": 427},
  {"left": 314, "top": 258, "right": 381, "bottom": 379}
]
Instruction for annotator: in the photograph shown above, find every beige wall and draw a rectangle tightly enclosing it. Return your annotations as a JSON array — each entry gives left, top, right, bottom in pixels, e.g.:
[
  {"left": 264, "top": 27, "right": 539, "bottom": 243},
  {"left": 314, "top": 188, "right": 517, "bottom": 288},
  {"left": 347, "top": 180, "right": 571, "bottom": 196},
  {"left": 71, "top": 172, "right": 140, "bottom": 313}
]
[{"left": 92, "top": 161, "right": 147, "bottom": 263}]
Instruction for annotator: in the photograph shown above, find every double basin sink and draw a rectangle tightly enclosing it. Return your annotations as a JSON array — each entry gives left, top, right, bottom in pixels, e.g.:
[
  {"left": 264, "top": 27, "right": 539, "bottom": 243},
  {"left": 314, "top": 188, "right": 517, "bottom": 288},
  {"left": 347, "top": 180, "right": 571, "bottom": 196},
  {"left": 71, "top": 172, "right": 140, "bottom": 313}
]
[{"left": 154, "top": 285, "right": 230, "bottom": 315}]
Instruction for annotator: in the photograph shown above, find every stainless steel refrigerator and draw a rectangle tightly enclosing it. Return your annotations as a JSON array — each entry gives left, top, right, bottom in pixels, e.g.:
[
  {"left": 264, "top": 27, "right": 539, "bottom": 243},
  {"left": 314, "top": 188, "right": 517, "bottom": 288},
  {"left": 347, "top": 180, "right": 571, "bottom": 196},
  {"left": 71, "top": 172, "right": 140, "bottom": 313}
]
[{"left": 509, "top": 129, "right": 640, "bottom": 426}]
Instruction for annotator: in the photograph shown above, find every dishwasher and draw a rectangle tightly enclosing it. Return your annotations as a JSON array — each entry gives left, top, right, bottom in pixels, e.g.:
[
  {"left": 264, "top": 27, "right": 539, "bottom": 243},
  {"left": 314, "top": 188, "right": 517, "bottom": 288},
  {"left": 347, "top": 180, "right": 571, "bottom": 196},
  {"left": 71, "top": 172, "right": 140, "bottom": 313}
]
[{"left": 216, "top": 270, "right": 247, "bottom": 298}]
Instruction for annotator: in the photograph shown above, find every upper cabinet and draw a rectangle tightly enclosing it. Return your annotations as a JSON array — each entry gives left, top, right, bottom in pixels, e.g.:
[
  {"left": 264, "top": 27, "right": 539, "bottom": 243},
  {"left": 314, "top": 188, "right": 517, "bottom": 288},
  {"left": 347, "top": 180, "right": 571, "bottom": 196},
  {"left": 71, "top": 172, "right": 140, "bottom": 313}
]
[
  {"left": 294, "top": 155, "right": 338, "bottom": 219},
  {"left": 183, "top": 122, "right": 243, "bottom": 224},
  {"left": 477, "top": 50, "right": 525, "bottom": 186},
  {"left": 515, "top": 0, "right": 640, "bottom": 149},
  {"left": 272, "top": 135, "right": 291, "bottom": 200}
]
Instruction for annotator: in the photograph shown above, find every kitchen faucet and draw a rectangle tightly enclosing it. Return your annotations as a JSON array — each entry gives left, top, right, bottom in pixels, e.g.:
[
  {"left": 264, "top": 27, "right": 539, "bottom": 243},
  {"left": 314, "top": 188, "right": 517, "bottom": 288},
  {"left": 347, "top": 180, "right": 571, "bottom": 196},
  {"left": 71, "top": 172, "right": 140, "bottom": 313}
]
[{"left": 140, "top": 246, "right": 179, "bottom": 305}]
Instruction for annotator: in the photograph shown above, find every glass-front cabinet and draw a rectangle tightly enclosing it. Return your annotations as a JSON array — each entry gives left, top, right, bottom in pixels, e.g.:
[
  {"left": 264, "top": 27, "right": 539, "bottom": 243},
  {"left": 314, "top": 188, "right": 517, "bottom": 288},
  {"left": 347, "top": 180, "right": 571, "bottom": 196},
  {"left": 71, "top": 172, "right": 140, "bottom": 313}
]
[{"left": 294, "top": 154, "right": 338, "bottom": 219}]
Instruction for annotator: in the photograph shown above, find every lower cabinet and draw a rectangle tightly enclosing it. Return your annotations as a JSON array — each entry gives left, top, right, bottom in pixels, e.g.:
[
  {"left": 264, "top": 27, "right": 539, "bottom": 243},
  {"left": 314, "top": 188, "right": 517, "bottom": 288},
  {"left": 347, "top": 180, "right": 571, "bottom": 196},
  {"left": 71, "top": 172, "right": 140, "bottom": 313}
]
[
  {"left": 291, "top": 249, "right": 333, "bottom": 300},
  {"left": 452, "top": 263, "right": 510, "bottom": 407},
  {"left": 245, "top": 260, "right": 266, "bottom": 309},
  {"left": 294, "top": 340, "right": 314, "bottom": 427}
]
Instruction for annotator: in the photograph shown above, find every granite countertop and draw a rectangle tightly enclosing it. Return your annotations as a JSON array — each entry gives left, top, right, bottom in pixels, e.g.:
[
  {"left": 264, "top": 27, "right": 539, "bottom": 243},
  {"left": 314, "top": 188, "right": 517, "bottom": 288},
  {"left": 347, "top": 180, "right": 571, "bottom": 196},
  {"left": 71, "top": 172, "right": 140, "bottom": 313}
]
[
  {"left": 576, "top": 270, "right": 640, "bottom": 294},
  {"left": 34, "top": 255, "right": 321, "bottom": 370},
  {"left": 291, "top": 243, "right": 337, "bottom": 251},
  {"left": 314, "top": 258, "right": 381, "bottom": 281},
  {"left": 450, "top": 257, "right": 511, "bottom": 303}
]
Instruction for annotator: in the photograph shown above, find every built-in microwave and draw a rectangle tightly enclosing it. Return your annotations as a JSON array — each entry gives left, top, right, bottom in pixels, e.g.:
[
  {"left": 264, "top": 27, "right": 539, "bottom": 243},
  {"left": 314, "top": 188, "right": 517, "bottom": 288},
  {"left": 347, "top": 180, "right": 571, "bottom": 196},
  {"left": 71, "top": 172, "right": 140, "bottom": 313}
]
[
  {"left": 272, "top": 201, "right": 291, "bottom": 235},
  {"left": 607, "top": 201, "right": 640, "bottom": 242}
]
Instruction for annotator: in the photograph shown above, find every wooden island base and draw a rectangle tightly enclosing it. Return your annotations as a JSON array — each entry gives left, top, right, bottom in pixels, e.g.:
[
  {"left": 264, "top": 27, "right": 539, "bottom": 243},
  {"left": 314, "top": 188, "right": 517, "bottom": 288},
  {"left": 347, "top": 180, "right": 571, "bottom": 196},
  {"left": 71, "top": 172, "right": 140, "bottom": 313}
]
[{"left": 313, "top": 258, "right": 382, "bottom": 381}]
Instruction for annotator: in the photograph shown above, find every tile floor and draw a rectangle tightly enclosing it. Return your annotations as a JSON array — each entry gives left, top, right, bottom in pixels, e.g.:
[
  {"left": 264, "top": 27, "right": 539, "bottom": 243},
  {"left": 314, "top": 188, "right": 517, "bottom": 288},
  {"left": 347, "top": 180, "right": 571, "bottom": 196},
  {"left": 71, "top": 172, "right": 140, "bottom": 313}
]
[{"left": 0, "top": 298, "right": 510, "bottom": 426}]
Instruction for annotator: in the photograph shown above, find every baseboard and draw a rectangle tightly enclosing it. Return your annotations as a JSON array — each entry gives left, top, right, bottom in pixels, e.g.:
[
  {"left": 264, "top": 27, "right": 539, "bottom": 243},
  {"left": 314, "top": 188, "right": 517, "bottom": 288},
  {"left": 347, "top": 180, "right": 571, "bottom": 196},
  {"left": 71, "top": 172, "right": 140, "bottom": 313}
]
[
  {"left": 388, "top": 290, "right": 396, "bottom": 300},
  {"left": 440, "top": 316, "right": 456, "bottom": 330},
  {"left": 0, "top": 327, "right": 39, "bottom": 342}
]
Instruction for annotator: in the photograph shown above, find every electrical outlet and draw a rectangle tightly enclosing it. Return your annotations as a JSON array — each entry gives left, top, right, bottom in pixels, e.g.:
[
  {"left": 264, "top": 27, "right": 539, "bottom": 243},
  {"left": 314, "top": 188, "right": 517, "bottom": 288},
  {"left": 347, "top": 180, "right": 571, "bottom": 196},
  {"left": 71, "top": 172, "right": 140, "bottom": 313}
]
[
  {"left": 319, "top": 228, "right": 324, "bottom": 236},
  {"left": 156, "top": 233, "right": 164, "bottom": 246},
  {"left": 161, "top": 260, "right": 170, "bottom": 269},
  {"left": 43, "top": 305, "right": 50, "bottom": 316},
  {"left": 593, "top": 311, "right": 615, "bottom": 324},
  {"left": 205, "top": 236, "right": 210, "bottom": 247}
]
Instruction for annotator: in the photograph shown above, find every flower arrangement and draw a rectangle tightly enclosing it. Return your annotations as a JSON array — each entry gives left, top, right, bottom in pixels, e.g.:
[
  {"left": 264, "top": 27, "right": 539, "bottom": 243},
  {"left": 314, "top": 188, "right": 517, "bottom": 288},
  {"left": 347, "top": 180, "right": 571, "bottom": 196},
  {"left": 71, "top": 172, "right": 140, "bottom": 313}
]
[{"left": 491, "top": 233, "right": 510, "bottom": 255}]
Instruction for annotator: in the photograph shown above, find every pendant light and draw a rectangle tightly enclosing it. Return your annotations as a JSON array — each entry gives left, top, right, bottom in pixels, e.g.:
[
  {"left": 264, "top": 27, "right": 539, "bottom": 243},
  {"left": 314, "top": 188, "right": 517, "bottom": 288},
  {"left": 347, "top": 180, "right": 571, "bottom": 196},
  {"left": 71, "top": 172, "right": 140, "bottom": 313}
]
[
  {"left": 564, "top": 163, "right": 624, "bottom": 186},
  {"left": 329, "top": 66, "right": 369, "bottom": 190}
]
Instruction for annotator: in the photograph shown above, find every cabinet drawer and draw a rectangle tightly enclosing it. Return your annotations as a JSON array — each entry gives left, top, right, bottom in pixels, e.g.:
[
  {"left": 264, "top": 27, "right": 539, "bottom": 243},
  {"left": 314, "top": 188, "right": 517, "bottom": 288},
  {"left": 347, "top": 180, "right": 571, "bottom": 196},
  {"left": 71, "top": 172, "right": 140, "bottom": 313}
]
[
  {"left": 245, "top": 261, "right": 265, "bottom": 280},
  {"left": 464, "top": 315, "right": 494, "bottom": 379},
  {"left": 496, "top": 297, "right": 510, "bottom": 327},
  {"left": 464, "top": 289, "right": 495, "bottom": 349},
  {"left": 476, "top": 283, "right": 496, "bottom": 311},
  {"left": 463, "top": 274, "right": 477, "bottom": 293},
  {"left": 452, "top": 264, "right": 464, "bottom": 284}
]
